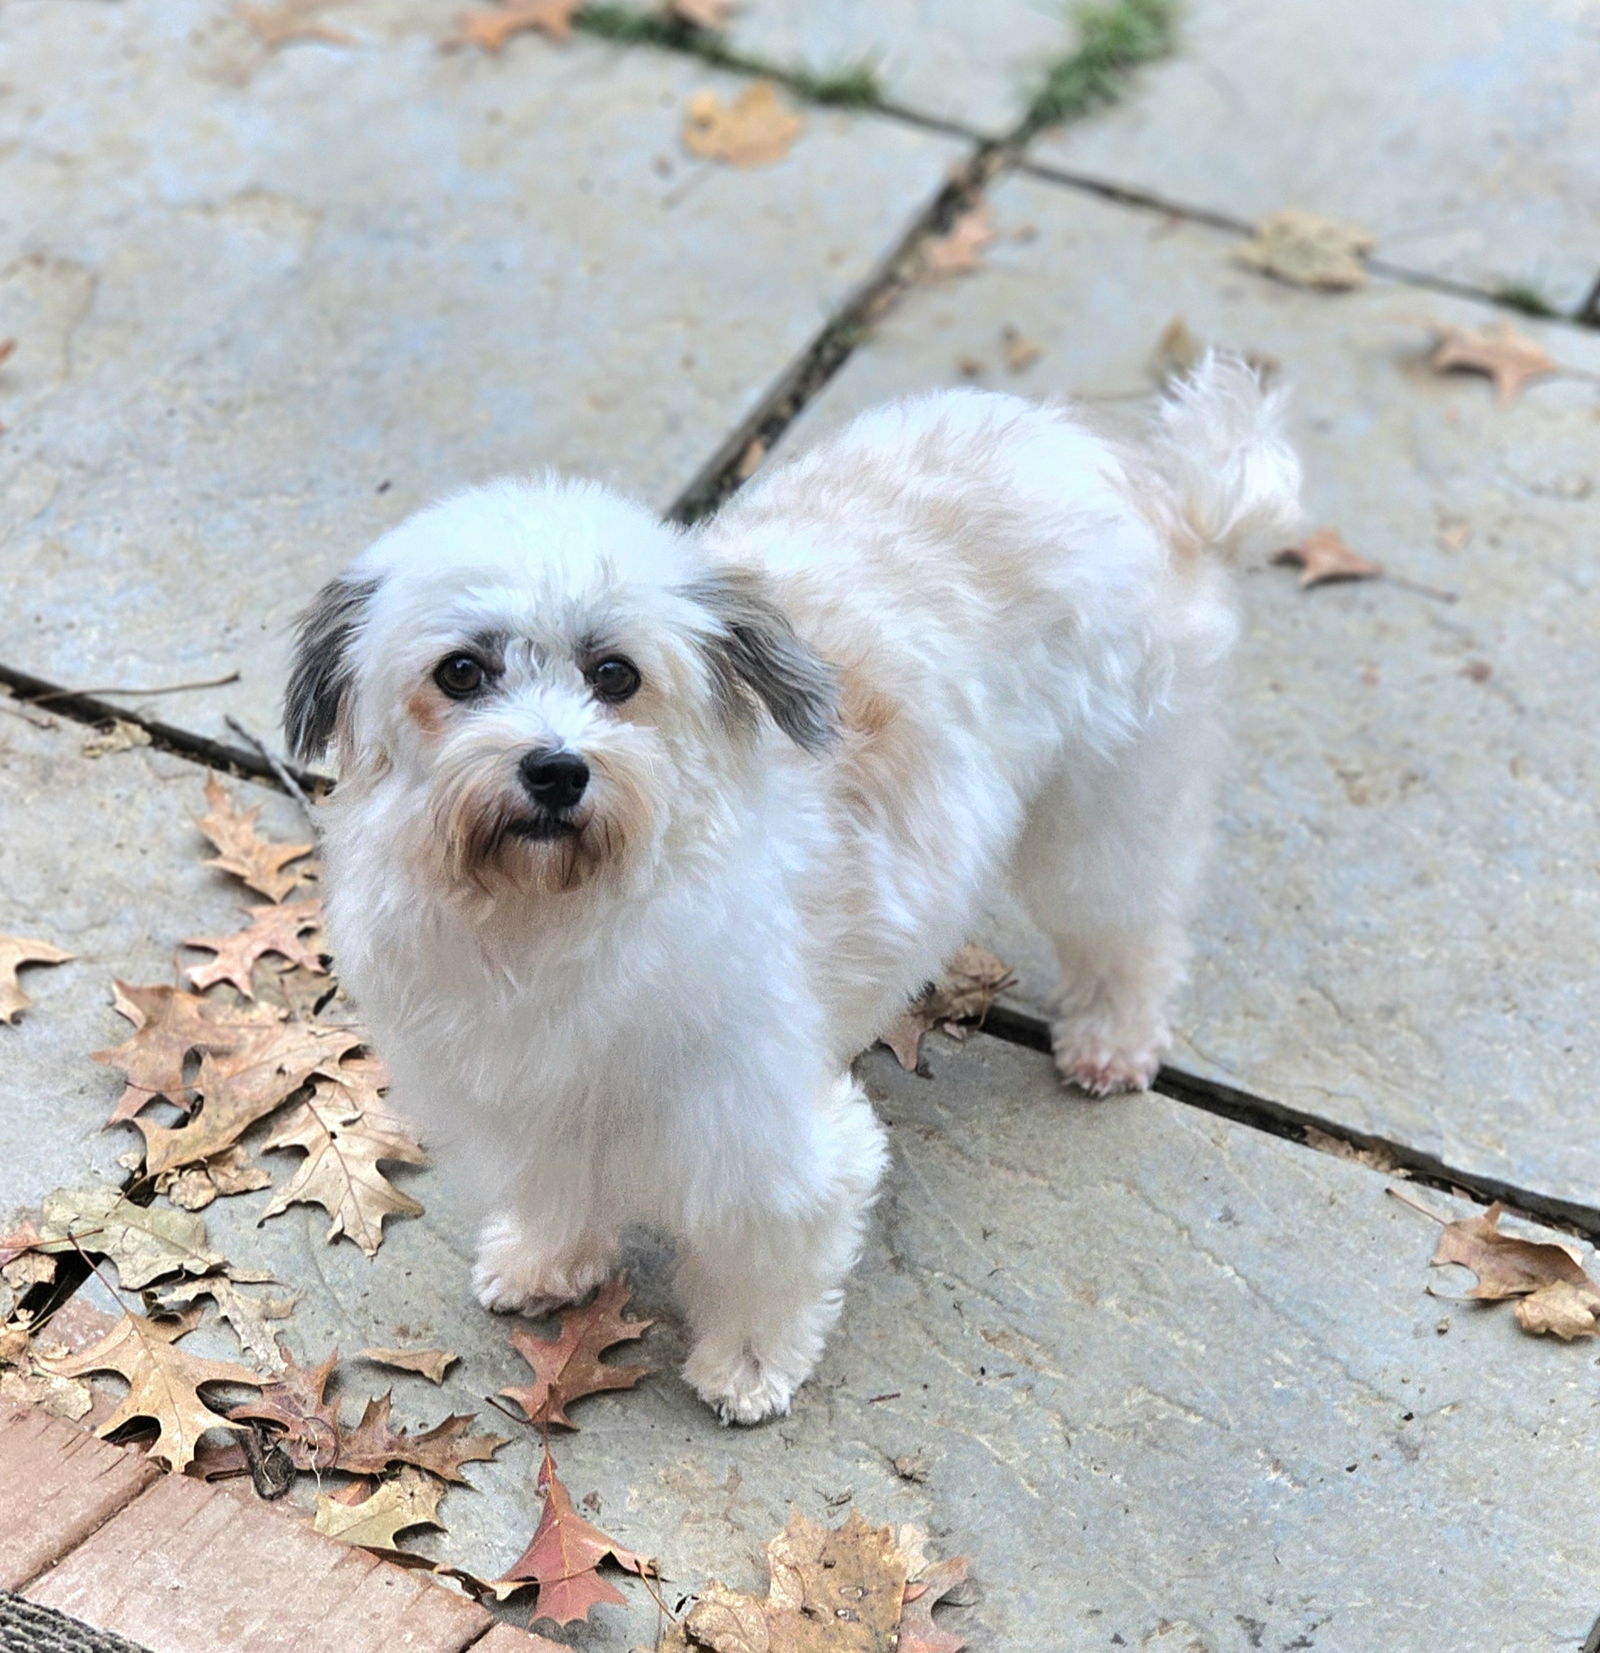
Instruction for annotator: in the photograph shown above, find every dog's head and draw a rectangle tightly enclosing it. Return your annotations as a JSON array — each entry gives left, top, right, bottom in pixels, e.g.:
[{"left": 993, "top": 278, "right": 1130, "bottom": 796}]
[{"left": 285, "top": 479, "right": 837, "bottom": 901}]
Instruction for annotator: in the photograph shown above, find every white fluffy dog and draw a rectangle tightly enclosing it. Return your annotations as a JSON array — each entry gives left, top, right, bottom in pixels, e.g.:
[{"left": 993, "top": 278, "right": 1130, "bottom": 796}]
[{"left": 285, "top": 359, "right": 1300, "bottom": 1423}]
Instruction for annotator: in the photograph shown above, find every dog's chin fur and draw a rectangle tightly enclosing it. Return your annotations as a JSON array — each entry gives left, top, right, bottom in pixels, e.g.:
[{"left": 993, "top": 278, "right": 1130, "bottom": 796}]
[{"left": 287, "top": 357, "right": 1302, "bottom": 1426}]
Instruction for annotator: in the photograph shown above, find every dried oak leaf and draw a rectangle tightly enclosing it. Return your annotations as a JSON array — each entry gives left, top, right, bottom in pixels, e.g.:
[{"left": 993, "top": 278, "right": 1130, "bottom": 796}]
[
  {"left": 1431, "top": 1201, "right": 1597, "bottom": 1304},
  {"left": 501, "top": 1275, "right": 654, "bottom": 1429},
  {"left": 1428, "top": 321, "right": 1557, "bottom": 406},
  {"left": 35, "top": 1184, "right": 226, "bottom": 1290},
  {"left": 157, "top": 1144, "right": 273, "bottom": 1212},
  {"left": 1235, "top": 208, "right": 1375, "bottom": 290},
  {"left": 896, "top": 1527, "right": 971, "bottom": 1653},
  {"left": 360, "top": 1346, "right": 459, "bottom": 1385},
  {"left": 197, "top": 773, "right": 313, "bottom": 902},
  {"left": 136, "top": 1021, "right": 364, "bottom": 1177},
  {"left": 450, "top": 0, "right": 582, "bottom": 50},
  {"left": 227, "top": 1343, "right": 343, "bottom": 1469},
  {"left": 682, "top": 82, "right": 803, "bottom": 168},
  {"left": 1273, "top": 530, "right": 1383, "bottom": 589},
  {"left": 184, "top": 898, "right": 327, "bottom": 998},
  {"left": 921, "top": 206, "right": 995, "bottom": 279},
  {"left": 313, "top": 1465, "right": 447, "bottom": 1550},
  {"left": 94, "top": 982, "right": 285, "bottom": 1123},
  {"left": 1514, "top": 1279, "right": 1600, "bottom": 1340},
  {"left": 149, "top": 1276, "right": 299, "bottom": 1371},
  {"left": 0, "top": 936, "right": 72, "bottom": 1024},
  {"left": 881, "top": 945, "right": 1014, "bottom": 1074},
  {"left": 335, "top": 1391, "right": 508, "bottom": 1482},
  {"left": 38, "top": 1310, "right": 265, "bottom": 1472},
  {"left": 495, "top": 1448, "right": 649, "bottom": 1625},
  {"left": 257, "top": 1076, "right": 426, "bottom": 1255},
  {"left": 670, "top": 1508, "right": 950, "bottom": 1653}
]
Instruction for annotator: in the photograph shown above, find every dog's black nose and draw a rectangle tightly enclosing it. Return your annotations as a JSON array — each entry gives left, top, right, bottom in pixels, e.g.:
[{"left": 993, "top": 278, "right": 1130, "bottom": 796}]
[{"left": 519, "top": 749, "right": 589, "bottom": 812}]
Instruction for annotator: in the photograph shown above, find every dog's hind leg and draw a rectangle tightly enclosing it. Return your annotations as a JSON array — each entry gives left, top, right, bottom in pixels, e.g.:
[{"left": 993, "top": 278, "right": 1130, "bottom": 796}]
[
  {"left": 1009, "top": 707, "right": 1221, "bottom": 1097},
  {"left": 676, "top": 1075, "right": 887, "bottom": 1425}
]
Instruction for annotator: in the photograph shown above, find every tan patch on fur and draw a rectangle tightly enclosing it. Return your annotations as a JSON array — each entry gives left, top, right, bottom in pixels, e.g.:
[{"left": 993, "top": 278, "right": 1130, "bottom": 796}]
[{"left": 406, "top": 684, "right": 448, "bottom": 736}]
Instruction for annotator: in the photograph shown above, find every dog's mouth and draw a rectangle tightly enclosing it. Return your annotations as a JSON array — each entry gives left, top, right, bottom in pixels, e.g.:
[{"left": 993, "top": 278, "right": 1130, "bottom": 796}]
[{"left": 507, "top": 813, "right": 582, "bottom": 843}]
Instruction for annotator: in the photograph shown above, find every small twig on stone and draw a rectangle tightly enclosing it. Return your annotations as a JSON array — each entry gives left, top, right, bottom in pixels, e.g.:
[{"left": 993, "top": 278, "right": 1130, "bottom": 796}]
[
  {"left": 225, "top": 716, "right": 318, "bottom": 823},
  {"left": 28, "top": 670, "right": 242, "bottom": 704}
]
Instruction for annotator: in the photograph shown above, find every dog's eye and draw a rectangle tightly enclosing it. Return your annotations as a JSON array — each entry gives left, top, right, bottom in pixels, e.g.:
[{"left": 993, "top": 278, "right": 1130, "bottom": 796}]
[
  {"left": 434, "top": 654, "right": 486, "bottom": 699},
  {"left": 590, "top": 657, "right": 641, "bottom": 703}
]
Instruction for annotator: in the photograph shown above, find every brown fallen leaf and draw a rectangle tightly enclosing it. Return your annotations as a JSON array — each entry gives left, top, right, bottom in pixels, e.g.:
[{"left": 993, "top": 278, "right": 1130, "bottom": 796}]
[
  {"left": 921, "top": 205, "right": 995, "bottom": 278},
  {"left": 1514, "top": 1279, "right": 1600, "bottom": 1340},
  {"left": 501, "top": 1276, "right": 653, "bottom": 1429},
  {"left": 257, "top": 1077, "right": 426, "bottom": 1255},
  {"left": 1431, "top": 1201, "right": 1594, "bottom": 1302},
  {"left": 38, "top": 1310, "right": 265, "bottom": 1472},
  {"left": 0, "top": 936, "right": 73, "bottom": 1024},
  {"left": 135, "top": 1022, "right": 365, "bottom": 1176},
  {"left": 94, "top": 982, "right": 285, "bottom": 1123},
  {"left": 449, "top": 0, "right": 581, "bottom": 49},
  {"left": 336, "top": 1392, "right": 508, "bottom": 1483},
  {"left": 668, "top": 0, "right": 736, "bottom": 24},
  {"left": 881, "top": 945, "right": 1015, "bottom": 1073},
  {"left": 360, "top": 1346, "right": 459, "bottom": 1385},
  {"left": 682, "top": 82, "right": 804, "bottom": 168},
  {"left": 238, "top": 0, "right": 354, "bottom": 46},
  {"left": 668, "top": 1508, "right": 967, "bottom": 1653},
  {"left": 1235, "top": 208, "right": 1374, "bottom": 290},
  {"left": 1273, "top": 530, "right": 1383, "bottom": 589},
  {"left": 34, "top": 1184, "right": 227, "bottom": 1290},
  {"left": 1428, "top": 320, "right": 1558, "bottom": 405},
  {"left": 157, "top": 1144, "right": 273, "bottom": 1212},
  {"left": 184, "top": 898, "right": 327, "bottom": 998},
  {"left": 227, "top": 1343, "right": 343, "bottom": 1469},
  {"left": 1001, "top": 325, "right": 1042, "bottom": 373},
  {"left": 313, "top": 1465, "right": 446, "bottom": 1550},
  {"left": 494, "top": 1447, "right": 649, "bottom": 1625},
  {"left": 149, "top": 1276, "right": 299, "bottom": 1371},
  {"left": 197, "top": 774, "right": 313, "bottom": 902}
]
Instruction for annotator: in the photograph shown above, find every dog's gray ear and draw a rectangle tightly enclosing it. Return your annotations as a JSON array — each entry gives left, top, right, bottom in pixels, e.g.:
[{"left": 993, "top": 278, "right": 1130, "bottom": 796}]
[
  {"left": 683, "top": 567, "right": 839, "bottom": 752},
  {"left": 284, "top": 573, "right": 380, "bottom": 763}
]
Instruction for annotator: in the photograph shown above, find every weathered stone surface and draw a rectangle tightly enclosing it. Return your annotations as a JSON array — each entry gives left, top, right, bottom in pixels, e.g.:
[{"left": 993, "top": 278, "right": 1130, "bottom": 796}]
[
  {"left": 1029, "top": 0, "right": 1600, "bottom": 312},
  {"left": 688, "top": 0, "right": 1076, "bottom": 135},
  {"left": 773, "top": 172, "right": 1600, "bottom": 1208},
  {"left": 0, "top": 0, "right": 962, "bottom": 745},
  {"left": 190, "top": 1035, "right": 1600, "bottom": 1649},
  {"left": 0, "top": 712, "right": 309, "bottom": 1213}
]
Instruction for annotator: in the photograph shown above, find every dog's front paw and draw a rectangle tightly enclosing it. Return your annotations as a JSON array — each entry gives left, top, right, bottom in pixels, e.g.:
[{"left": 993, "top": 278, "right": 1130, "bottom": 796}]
[
  {"left": 683, "top": 1341, "right": 801, "bottom": 1427},
  {"left": 471, "top": 1215, "right": 616, "bottom": 1315},
  {"left": 1051, "top": 1020, "right": 1165, "bottom": 1098}
]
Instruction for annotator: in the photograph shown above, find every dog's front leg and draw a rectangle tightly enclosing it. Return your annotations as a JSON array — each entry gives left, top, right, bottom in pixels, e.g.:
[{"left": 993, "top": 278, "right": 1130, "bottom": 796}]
[
  {"left": 472, "top": 1207, "right": 621, "bottom": 1316},
  {"left": 676, "top": 1075, "right": 887, "bottom": 1425}
]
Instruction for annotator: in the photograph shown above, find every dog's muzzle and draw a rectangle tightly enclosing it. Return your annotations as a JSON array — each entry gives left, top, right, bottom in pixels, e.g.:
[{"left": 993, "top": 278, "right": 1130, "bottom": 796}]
[{"left": 513, "top": 748, "right": 588, "bottom": 839}]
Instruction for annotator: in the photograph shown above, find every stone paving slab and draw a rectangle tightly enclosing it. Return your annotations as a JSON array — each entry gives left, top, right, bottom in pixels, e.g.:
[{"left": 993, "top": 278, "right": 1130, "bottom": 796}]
[
  {"left": 0, "top": 0, "right": 963, "bottom": 746},
  {"left": 772, "top": 171, "right": 1600, "bottom": 1208},
  {"left": 666, "top": 0, "right": 1076, "bottom": 135},
  {"left": 179, "top": 1033, "right": 1600, "bottom": 1651},
  {"left": 1029, "top": 0, "right": 1600, "bottom": 313},
  {"left": 0, "top": 712, "right": 311, "bottom": 1212}
]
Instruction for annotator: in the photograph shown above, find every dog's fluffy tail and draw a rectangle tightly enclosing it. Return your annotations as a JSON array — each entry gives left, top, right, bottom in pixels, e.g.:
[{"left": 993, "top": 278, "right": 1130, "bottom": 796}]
[{"left": 1150, "top": 352, "right": 1302, "bottom": 561}]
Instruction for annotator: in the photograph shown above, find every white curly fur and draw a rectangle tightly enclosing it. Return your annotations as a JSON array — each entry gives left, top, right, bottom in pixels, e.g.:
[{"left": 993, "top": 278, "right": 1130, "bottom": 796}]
[{"left": 288, "top": 357, "right": 1301, "bottom": 1423}]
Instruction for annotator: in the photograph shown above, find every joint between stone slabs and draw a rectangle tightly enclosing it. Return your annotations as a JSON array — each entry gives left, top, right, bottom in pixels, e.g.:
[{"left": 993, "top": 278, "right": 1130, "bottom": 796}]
[
  {"left": 0, "top": 663, "right": 325, "bottom": 804},
  {"left": 974, "top": 1006, "right": 1600, "bottom": 1244},
  {"left": 667, "top": 138, "right": 1017, "bottom": 525},
  {"left": 1016, "top": 157, "right": 1600, "bottom": 333}
]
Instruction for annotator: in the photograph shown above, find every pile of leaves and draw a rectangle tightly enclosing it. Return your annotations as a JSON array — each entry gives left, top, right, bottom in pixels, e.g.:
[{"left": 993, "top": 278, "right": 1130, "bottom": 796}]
[{"left": 0, "top": 774, "right": 970, "bottom": 1645}]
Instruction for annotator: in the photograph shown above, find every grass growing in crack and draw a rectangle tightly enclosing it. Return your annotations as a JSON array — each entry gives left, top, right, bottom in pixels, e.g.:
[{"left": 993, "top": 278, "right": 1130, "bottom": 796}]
[
  {"left": 577, "top": 4, "right": 882, "bottom": 107},
  {"left": 1495, "top": 281, "right": 1559, "bottom": 320},
  {"left": 1023, "top": 0, "right": 1177, "bottom": 135}
]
